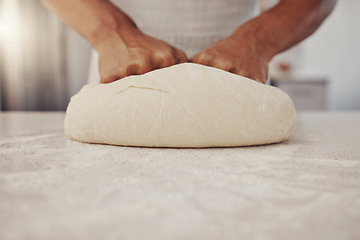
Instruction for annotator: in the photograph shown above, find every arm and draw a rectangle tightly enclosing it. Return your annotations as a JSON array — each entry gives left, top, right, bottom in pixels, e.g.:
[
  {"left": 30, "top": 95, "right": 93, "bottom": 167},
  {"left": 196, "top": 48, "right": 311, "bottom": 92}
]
[
  {"left": 190, "top": 0, "right": 337, "bottom": 83},
  {"left": 42, "top": 0, "right": 187, "bottom": 83}
]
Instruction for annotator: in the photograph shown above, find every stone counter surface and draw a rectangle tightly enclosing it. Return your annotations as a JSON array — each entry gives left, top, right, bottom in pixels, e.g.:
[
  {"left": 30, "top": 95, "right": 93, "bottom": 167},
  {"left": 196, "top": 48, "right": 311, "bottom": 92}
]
[{"left": 0, "top": 112, "right": 359, "bottom": 240}]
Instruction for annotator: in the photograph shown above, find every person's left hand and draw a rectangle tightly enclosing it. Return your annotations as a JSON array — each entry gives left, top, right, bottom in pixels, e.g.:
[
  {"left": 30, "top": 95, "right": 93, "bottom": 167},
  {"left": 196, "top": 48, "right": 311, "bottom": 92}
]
[{"left": 190, "top": 33, "right": 271, "bottom": 84}]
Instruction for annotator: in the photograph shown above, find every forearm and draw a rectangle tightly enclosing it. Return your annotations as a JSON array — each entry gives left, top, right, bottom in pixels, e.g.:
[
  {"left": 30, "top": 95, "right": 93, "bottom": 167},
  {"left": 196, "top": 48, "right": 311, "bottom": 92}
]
[
  {"left": 233, "top": 0, "right": 336, "bottom": 60},
  {"left": 41, "top": 0, "right": 137, "bottom": 48}
]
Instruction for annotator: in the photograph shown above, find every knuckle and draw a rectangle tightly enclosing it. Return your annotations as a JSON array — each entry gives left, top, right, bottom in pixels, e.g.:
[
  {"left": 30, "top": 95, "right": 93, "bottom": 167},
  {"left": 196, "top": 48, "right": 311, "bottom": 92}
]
[
  {"left": 197, "top": 52, "right": 212, "bottom": 63},
  {"left": 215, "top": 59, "right": 233, "bottom": 70},
  {"left": 154, "top": 51, "right": 176, "bottom": 66},
  {"left": 163, "top": 49, "right": 175, "bottom": 61}
]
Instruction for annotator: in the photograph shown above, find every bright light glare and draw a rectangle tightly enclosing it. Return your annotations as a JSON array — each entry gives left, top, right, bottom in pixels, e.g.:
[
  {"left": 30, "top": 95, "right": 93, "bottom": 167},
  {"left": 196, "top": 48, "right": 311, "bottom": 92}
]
[
  {"left": 0, "top": 20, "right": 19, "bottom": 40},
  {"left": 0, "top": 0, "right": 21, "bottom": 40},
  {"left": 0, "top": 1, "right": 22, "bottom": 41}
]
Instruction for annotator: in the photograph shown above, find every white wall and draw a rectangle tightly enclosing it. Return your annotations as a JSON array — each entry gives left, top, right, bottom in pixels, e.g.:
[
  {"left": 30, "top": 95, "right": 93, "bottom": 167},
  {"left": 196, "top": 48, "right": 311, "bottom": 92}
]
[
  {"left": 65, "top": 28, "right": 92, "bottom": 101},
  {"left": 296, "top": 0, "right": 360, "bottom": 110}
]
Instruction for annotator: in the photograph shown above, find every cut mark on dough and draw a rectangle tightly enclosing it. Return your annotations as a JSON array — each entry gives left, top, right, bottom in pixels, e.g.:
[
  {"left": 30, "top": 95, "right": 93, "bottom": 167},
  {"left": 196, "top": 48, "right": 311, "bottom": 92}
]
[
  {"left": 112, "top": 85, "right": 215, "bottom": 145},
  {"left": 112, "top": 85, "right": 170, "bottom": 97},
  {"left": 167, "top": 94, "right": 215, "bottom": 145},
  {"left": 147, "top": 90, "right": 165, "bottom": 135}
]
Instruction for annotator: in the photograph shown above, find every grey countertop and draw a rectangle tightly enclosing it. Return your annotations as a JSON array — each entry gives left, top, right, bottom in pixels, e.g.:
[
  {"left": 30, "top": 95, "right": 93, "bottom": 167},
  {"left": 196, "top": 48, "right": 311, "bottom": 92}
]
[{"left": 0, "top": 111, "right": 359, "bottom": 240}]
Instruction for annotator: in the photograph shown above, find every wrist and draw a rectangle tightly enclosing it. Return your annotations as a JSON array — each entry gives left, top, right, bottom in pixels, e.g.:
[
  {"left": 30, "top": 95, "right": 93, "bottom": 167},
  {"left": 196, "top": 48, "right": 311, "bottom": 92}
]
[
  {"left": 231, "top": 21, "right": 277, "bottom": 62},
  {"left": 88, "top": 6, "right": 138, "bottom": 50}
]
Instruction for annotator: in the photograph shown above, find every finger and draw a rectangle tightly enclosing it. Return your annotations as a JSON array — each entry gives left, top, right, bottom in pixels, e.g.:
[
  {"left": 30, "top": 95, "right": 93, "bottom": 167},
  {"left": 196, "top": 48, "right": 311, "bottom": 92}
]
[
  {"left": 189, "top": 54, "right": 200, "bottom": 63},
  {"left": 136, "top": 63, "right": 153, "bottom": 75},
  {"left": 234, "top": 69, "right": 252, "bottom": 79},
  {"left": 174, "top": 48, "right": 188, "bottom": 64},
  {"left": 190, "top": 52, "right": 212, "bottom": 66},
  {"left": 262, "top": 67, "right": 269, "bottom": 84},
  {"left": 241, "top": 67, "right": 268, "bottom": 83},
  {"left": 100, "top": 71, "right": 127, "bottom": 83},
  {"left": 153, "top": 51, "right": 176, "bottom": 69},
  {"left": 234, "top": 69, "right": 263, "bottom": 83},
  {"left": 156, "top": 57, "right": 174, "bottom": 69},
  {"left": 210, "top": 59, "right": 233, "bottom": 72},
  {"left": 126, "top": 64, "right": 140, "bottom": 76}
]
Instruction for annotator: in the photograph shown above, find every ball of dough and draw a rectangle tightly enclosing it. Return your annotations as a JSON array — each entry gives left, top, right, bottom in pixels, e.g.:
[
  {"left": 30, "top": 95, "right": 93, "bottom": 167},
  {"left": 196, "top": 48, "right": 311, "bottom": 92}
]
[{"left": 64, "top": 63, "right": 296, "bottom": 148}]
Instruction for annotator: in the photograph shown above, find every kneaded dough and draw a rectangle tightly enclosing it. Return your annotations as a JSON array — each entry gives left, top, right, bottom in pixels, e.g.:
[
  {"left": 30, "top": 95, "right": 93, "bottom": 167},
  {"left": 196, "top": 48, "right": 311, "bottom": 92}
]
[{"left": 65, "top": 63, "right": 296, "bottom": 148}]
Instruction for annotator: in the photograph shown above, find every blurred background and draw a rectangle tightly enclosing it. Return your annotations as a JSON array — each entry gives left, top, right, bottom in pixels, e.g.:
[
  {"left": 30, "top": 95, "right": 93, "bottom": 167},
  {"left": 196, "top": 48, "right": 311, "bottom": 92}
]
[{"left": 0, "top": 0, "right": 359, "bottom": 111}]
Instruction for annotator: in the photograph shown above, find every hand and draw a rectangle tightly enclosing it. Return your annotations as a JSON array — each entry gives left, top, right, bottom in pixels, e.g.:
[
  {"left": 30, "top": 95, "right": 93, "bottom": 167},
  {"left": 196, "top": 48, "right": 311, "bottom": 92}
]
[
  {"left": 96, "top": 27, "right": 188, "bottom": 83},
  {"left": 190, "top": 31, "right": 271, "bottom": 84}
]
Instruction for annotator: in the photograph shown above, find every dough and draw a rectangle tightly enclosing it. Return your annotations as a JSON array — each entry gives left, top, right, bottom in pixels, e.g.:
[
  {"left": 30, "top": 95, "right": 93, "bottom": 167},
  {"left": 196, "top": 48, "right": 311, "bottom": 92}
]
[{"left": 65, "top": 63, "right": 296, "bottom": 148}]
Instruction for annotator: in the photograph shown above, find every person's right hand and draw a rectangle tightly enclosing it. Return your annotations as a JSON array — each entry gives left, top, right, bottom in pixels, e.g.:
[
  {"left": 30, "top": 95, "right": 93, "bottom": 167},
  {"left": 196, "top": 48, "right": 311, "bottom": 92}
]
[{"left": 95, "top": 27, "right": 188, "bottom": 83}]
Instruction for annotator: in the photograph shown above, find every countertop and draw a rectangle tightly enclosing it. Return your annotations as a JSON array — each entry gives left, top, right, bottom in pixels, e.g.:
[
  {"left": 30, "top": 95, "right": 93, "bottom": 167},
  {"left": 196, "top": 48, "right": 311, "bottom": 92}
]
[{"left": 0, "top": 111, "right": 359, "bottom": 240}]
